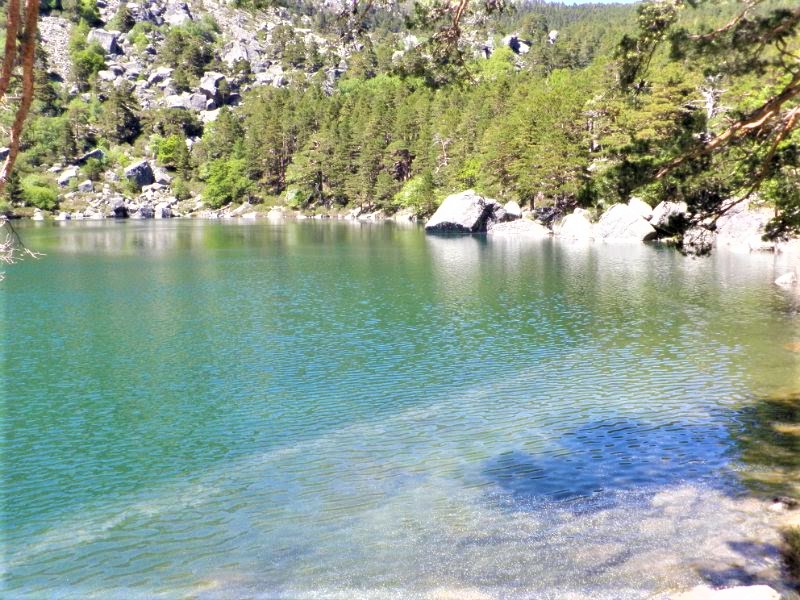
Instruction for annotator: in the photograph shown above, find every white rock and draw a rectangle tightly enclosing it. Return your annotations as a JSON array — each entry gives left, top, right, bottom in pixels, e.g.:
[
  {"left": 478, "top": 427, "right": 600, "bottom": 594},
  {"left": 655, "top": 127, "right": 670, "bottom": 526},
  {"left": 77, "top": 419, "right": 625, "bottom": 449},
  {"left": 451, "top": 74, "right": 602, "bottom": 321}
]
[
  {"left": 503, "top": 200, "right": 522, "bottom": 220},
  {"left": 57, "top": 166, "right": 79, "bottom": 187},
  {"left": 628, "top": 196, "right": 653, "bottom": 220},
  {"left": 775, "top": 271, "right": 797, "bottom": 287},
  {"left": 77, "top": 179, "right": 93, "bottom": 193},
  {"left": 555, "top": 208, "right": 594, "bottom": 240},
  {"left": 596, "top": 203, "right": 657, "bottom": 242}
]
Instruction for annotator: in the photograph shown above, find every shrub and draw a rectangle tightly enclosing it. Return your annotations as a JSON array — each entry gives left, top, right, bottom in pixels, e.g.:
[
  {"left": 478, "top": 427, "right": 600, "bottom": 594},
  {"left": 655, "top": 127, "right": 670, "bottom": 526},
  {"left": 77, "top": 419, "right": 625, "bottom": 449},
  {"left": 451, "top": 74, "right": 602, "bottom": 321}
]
[
  {"left": 203, "top": 157, "right": 251, "bottom": 208},
  {"left": 393, "top": 172, "right": 435, "bottom": 214},
  {"left": 21, "top": 175, "right": 59, "bottom": 210},
  {"left": 153, "top": 134, "right": 190, "bottom": 172},
  {"left": 72, "top": 43, "right": 106, "bottom": 81}
]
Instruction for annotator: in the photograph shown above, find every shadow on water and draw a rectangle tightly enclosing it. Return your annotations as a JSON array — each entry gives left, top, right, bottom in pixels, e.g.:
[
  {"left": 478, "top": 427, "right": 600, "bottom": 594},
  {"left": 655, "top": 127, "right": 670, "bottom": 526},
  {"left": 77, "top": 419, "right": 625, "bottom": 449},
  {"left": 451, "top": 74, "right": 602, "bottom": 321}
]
[
  {"left": 731, "top": 392, "right": 800, "bottom": 498},
  {"left": 482, "top": 416, "right": 739, "bottom": 513},
  {"left": 483, "top": 392, "right": 800, "bottom": 510}
]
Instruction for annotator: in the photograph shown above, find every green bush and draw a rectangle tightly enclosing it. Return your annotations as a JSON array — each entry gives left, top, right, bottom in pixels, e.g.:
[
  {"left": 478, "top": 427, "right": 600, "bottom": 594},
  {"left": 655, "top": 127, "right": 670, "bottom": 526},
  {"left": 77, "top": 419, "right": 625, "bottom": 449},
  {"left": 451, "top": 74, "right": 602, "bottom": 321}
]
[
  {"left": 21, "top": 175, "right": 59, "bottom": 210},
  {"left": 203, "top": 157, "right": 251, "bottom": 208},
  {"left": 153, "top": 134, "right": 190, "bottom": 172},
  {"left": 81, "top": 157, "right": 106, "bottom": 181},
  {"left": 393, "top": 172, "right": 435, "bottom": 214},
  {"left": 72, "top": 43, "right": 106, "bottom": 81}
]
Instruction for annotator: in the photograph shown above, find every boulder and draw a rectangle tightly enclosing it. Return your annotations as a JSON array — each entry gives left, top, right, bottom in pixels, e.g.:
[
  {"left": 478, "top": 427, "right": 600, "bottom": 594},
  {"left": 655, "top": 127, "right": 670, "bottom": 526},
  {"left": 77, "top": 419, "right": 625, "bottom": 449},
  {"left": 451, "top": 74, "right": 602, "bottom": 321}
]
[
  {"left": 672, "top": 584, "right": 780, "bottom": 600},
  {"left": 188, "top": 93, "right": 207, "bottom": 111},
  {"left": 503, "top": 201, "right": 522, "bottom": 220},
  {"left": 650, "top": 200, "right": 689, "bottom": 234},
  {"left": 715, "top": 206, "right": 774, "bottom": 252},
  {"left": 487, "top": 219, "right": 550, "bottom": 237},
  {"left": 165, "top": 94, "right": 188, "bottom": 109},
  {"left": 681, "top": 225, "right": 715, "bottom": 256},
  {"left": 628, "top": 197, "right": 652, "bottom": 220},
  {"left": 147, "top": 67, "right": 173, "bottom": 87},
  {"left": 555, "top": 208, "right": 594, "bottom": 240},
  {"left": 596, "top": 203, "right": 657, "bottom": 242},
  {"left": 55, "top": 211, "right": 71, "bottom": 221},
  {"left": 77, "top": 148, "right": 105, "bottom": 165},
  {"left": 98, "top": 69, "right": 118, "bottom": 82},
  {"left": 77, "top": 179, "right": 93, "bottom": 193},
  {"left": 775, "top": 271, "right": 797, "bottom": 287},
  {"left": 199, "top": 72, "right": 225, "bottom": 100},
  {"left": 154, "top": 202, "right": 172, "bottom": 219},
  {"left": 87, "top": 29, "right": 121, "bottom": 55},
  {"left": 57, "top": 166, "right": 79, "bottom": 187},
  {"left": 124, "top": 160, "right": 155, "bottom": 188},
  {"left": 163, "top": 1, "right": 192, "bottom": 26},
  {"left": 425, "top": 190, "right": 500, "bottom": 233},
  {"left": 131, "top": 205, "right": 155, "bottom": 219},
  {"left": 152, "top": 167, "right": 172, "bottom": 185},
  {"left": 111, "top": 197, "right": 128, "bottom": 218},
  {"left": 32, "top": 209, "right": 45, "bottom": 221}
]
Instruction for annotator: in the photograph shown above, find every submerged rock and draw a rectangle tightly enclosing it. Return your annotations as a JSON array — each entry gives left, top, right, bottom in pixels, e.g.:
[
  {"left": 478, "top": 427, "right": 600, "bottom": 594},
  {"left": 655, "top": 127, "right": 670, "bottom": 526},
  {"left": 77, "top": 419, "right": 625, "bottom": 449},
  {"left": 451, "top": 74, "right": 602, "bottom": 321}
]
[
  {"left": 425, "top": 190, "right": 499, "bottom": 233},
  {"left": 775, "top": 271, "right": 798, "bottom": 287}
]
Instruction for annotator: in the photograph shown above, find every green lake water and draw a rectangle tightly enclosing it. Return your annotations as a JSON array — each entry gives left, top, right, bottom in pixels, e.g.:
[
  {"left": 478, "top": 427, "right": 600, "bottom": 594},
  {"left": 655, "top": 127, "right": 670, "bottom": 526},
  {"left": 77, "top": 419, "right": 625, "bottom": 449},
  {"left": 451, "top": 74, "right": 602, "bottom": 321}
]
[{"left": 2, "top": 220, "right": 800, "bottom": 599}]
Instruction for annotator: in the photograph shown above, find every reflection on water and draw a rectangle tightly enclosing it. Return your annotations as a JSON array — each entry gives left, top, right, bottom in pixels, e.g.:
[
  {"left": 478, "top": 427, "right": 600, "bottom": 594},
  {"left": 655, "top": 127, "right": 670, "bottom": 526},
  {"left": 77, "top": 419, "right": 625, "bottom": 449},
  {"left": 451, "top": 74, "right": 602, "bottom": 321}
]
[{"left": 3, "top": 221, "right": 800, "bottom": 599}]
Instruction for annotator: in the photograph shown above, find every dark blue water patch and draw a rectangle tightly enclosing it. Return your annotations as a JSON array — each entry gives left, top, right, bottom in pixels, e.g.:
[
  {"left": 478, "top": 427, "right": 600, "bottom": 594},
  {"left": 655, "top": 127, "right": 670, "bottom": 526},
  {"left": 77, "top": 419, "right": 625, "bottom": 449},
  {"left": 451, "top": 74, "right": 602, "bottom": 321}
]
[{"left": 482, "top": 417, "right": 741, "bottom": 510}]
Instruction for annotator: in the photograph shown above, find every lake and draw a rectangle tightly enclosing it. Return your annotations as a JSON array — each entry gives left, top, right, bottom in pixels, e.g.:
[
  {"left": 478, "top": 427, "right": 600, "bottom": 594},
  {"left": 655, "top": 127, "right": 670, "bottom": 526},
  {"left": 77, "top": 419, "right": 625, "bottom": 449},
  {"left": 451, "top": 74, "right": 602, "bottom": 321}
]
[{"left": 3, "top": 219, "right": 800, "bottom": 599}]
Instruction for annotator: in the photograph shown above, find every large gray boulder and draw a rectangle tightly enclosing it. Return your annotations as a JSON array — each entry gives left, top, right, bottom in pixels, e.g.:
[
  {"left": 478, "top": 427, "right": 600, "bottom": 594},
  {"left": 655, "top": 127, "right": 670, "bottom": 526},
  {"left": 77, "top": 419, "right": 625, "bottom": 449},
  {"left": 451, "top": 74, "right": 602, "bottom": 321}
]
[
  {"left": 596, "top": 203, "right": 657, "bottom": 242},
  {"left": 163, "top": 1, "right": 192, "bottom": 26},
  {"left": 111, "top": 197, "right": 128, "bottom": 218},
  {"left": 77, "top": 148, "right": 105, "bottom": 165},
  {"left": 425, "top": 190, "right": 500, "bottom": 233},
  {"left": 199, "top": 72, "right": 225, "bottom": 101},
  {"left": 715, "top": 204, "right": 774, "bottom": 252},
  {"left": 57, "top": 166, "right": 79, "bottom": 187},
  {"left": 87, "top": 29, "right": 121, "bottom": 55},
  {"left": 650, "top": 200, "right": 689, "bottom": 234},
  {"left": 555, "top": 208, "right": 594, "bottom": 240},
  {"left": 124, "top": 160, "right": 155, "bottom": 188}
]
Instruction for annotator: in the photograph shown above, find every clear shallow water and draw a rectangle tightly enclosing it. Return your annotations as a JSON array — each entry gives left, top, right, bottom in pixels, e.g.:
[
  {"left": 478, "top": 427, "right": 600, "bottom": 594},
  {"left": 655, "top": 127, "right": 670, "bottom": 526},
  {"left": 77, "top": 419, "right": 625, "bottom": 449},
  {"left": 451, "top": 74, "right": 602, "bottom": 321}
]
[{"left": 2, "top": 220, "right": 800, "bottom": 599}]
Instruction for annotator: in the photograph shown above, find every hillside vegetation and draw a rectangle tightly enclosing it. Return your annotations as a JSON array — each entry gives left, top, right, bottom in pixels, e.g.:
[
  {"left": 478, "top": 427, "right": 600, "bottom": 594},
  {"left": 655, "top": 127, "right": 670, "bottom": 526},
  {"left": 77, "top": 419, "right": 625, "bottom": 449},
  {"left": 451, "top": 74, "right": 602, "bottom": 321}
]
[{"left": 1, "top": 0, "right": 799, "bottom": 234}]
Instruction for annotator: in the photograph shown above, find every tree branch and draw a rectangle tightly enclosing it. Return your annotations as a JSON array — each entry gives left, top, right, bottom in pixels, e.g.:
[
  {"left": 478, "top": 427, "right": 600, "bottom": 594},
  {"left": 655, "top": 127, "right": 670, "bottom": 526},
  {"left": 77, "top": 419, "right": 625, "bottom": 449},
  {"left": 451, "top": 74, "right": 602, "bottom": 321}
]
[
  {"left": 656, "top": 71, "right": 800, "bottom": 178},
  {"left": 0, "top": 0, "right": 21, "bottom": 101},
  {"left": 0, "top": 0, "right": 40, "bottom": 193}
]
